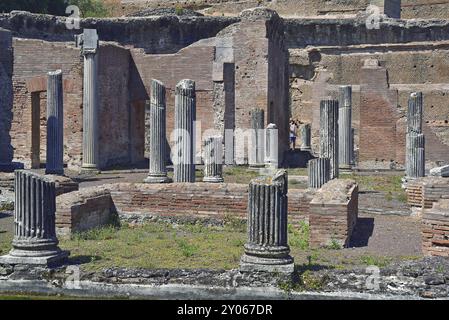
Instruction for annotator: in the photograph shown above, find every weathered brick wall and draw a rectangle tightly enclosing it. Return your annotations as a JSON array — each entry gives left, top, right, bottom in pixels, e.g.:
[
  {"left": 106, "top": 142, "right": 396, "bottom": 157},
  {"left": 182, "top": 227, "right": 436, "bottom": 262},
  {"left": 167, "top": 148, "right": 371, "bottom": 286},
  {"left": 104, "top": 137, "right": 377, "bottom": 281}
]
[
  {"left": 98, "top": 44, "right": 133, "bottom": 168},
  {"left": 55, "top": 182, "right": 314, "bottom": 234},
  {"left": 11, "top": 39, "right": 84, "bottom": 170},
  {"left": 359, "top": 59, "right": 400, "bottom": 169},
  {"left": 422, "top": 199, "right": 449, "bottom": 257},
  {"left": 407, "top": 177, "right": 449, "bottom": 212},
  {"left": 309, "top": 179, "right": 359, "bottom": 248},
  {"left": 0, "top": 28, "right": 13, "bottom": 168},
  {"left": 56, "top": 189, "right": 114, "bottom": 236}
]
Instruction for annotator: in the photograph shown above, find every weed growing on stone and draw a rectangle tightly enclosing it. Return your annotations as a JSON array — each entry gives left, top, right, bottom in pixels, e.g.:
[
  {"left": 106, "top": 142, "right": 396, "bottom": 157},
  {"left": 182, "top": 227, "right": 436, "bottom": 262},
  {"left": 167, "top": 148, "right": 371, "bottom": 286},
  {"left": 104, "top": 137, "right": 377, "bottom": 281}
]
[{"left": 359, "top": 255, "right": 392, "bottom": 268}]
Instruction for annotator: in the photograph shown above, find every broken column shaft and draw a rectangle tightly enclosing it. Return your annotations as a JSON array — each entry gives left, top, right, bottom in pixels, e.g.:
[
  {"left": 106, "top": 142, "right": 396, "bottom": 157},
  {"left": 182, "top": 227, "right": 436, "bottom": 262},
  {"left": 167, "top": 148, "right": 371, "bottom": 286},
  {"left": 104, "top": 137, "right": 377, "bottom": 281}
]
[
  {"left": 308, "top": 158, "right": 331, "bottom": 189},
  {"left": 203, "top": 136, "right": 224, "bottom": 183},
  {"left": 145, "top": 79, "right": 170, "bottom": 183},
  {"left": 320, "top": 99, "right": 339, "bottom": 179},
  {"left": 338, "top": 86, "right": 352, "bottom": 171},
  {"left": 240, "top": 170, "right": 294, "bottom": 273},
  {"left": 173, "top": 79, "right": 196, "bottom": 183},
  {"left": 46, "top": 70, "right": 64, "bottom": 175}
]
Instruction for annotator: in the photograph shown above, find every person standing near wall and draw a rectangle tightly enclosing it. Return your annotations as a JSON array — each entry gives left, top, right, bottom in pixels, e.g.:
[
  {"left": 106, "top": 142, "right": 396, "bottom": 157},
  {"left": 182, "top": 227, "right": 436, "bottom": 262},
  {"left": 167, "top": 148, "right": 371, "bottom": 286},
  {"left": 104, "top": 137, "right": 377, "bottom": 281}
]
[{"left": 289, "top": 119, "right": 298, "bottom": 150}]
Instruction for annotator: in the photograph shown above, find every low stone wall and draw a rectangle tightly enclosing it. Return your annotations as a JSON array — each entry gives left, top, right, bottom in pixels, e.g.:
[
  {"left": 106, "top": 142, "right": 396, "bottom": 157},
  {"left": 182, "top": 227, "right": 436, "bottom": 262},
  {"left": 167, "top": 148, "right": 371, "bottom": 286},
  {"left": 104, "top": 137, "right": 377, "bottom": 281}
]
[
  {"left": 309, "top": 179, "right": 359, "bottom": 248},
  {"left": 407, "top": 177, "right": 449, "bottom": 214},
  {"left": 422, "top": 199, "right": 449, "bottom": 257},
  {"left": 56, "top": 188, "right": 115, "bottom": 236},
  {"left": 55, "top": 183, "right": 315, "bottom": 234}
]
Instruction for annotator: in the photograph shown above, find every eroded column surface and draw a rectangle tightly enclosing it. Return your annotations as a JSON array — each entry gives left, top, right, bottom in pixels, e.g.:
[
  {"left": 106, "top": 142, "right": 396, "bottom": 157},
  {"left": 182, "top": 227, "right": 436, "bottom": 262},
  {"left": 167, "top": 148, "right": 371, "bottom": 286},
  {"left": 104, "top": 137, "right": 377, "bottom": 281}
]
[
  {"left": 405, "top": 92, "right": 425, "bottom": 180},
  {"left": 240, "top": 170, "right": 294, "bottom": 274},
  {"left": 250, "top": 108, "right": 265, "bottom": 166},
  {"left": 173, "top": 79, "right": 196, "bottom": 183},
  {"left": 46, "top": 70, "right": 64, "bottom": 175},
  {"left": 0, "top": 171, "right": 68, "bottom": 266},
  {"left": 203, "top": 136, "right": 224, "bottom": 183},
  {"left": 308, "top": 158, "right": 331, "bottom": 189},
  {"left": 320, "top": 100, "right": 339, "bottom": 179},
  {"left": 80, "top": 29, "right": 100, "bottom": 172},
  {"left": 145, "top": 79, "right": 170, "bottom": 183},
  {"left": 338, "top": 86, "right": 352, "bottom": 171}
]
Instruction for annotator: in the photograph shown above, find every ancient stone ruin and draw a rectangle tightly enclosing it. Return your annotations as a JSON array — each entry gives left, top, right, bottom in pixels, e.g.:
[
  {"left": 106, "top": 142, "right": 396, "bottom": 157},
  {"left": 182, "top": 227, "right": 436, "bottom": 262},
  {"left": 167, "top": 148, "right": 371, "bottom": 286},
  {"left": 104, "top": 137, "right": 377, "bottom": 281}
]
[{"left": 0, "top": 0, "right": 448, "bottom": 300}]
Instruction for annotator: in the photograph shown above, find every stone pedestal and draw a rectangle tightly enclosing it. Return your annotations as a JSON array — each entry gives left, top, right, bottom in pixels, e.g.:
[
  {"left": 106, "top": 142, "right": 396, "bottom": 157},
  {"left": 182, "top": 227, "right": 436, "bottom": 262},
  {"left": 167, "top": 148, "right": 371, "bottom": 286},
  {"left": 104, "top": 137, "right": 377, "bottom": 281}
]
[
  {"left": 320, "top": 100, "right": 339, "bottom": 179},
  {"left": 250, "top": 108, "right": 265, "bottom": 167},
  {"left": 308, "top": 158, "right": 331, "bottom": 189},
  {"left": 45, "top": 70, "right": 64, "bottom": 175},
  {"left": 240, "top": 170, "right": 294, "bottom": 274},
  {"left": 173, "top": 79, "right": 196, "bottom": 183},
  {"left": 300, "top": 124, "right": 311, "bottom": 151},
  {"left": 203, "top": 136, "right": 224, "bottom": 183},
  {"left": 0, "top": 170, "right": 68, "bottom": 266},
  {"left": 265, "top": 123, "right": 279, "bottom": 169},
  {"left": 338, "top": 86, "right": 352, "bottom": 172},
  {"left": 145, "top": 79, "right": 170, "bottom": 183},
  {"left": 79, "top": 29, "right": 100, "bottom": 172}
]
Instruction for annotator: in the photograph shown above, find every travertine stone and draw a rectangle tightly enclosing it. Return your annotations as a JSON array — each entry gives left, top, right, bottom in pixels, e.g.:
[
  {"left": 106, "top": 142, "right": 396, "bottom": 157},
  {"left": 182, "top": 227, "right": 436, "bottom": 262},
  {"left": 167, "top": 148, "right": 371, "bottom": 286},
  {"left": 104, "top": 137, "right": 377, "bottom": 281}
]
[
  {"left": 145, "top": 80, "right": 170, "bottom": 183},
  {"left": 203, "top": 136, "right": 224, "bottom": 183},
  {"left": 46, "top": 70, "right": 64, "bottom": 175},
  {"left": 320, "top": 100, "right": 339, "bottom": 179},
  {"left": 300, "top": 123, "right": 311, "bottom": 151},
  {"left": 250, "top": 108, "right": 265, "bottom": 166},
  {"left": 408, "top": 92, "right": 423, "bottom": 135},
  {"left": 338, "top": 86, "right": 352, "bottom": 171},
  {"left": 308, "top": 158, "right": 331, "bottom": 189},
  {"left": 0, "top": 170, "right": 68, "bottom": 266},
  {"left": 80, "top": 29, "right": 100, "bottom": 172},
  {"left": 240, "top": 170, "right": 294, "bottom": 274},
  {"left": 265, "top": 123, "right": 279, "bottom": 169},
  {"left": 173, "top": 79, "right": 196, "bottom": 183}
]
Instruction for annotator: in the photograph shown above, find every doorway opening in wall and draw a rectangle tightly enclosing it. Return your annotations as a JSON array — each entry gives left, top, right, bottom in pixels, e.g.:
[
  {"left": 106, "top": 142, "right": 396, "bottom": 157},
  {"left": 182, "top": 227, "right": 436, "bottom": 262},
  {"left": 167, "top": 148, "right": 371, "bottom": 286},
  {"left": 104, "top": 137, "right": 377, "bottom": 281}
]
[
  {"left": 129, "top": 100, "right": 147, "bottom": 169},
  {"left": 31, "top": 91, "right": 47, "bottom": 169}
]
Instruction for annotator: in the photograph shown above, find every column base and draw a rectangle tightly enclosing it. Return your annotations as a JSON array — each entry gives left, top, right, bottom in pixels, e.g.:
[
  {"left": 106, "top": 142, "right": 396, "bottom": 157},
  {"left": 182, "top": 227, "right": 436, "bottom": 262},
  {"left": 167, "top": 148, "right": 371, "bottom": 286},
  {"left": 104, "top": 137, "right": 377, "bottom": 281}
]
[
  {"left": 0, "top": 249, "right": 69, "bottom": 267},
  {"left": 144, "top": 175, "right": 172, "bottom": 183},
  {"left": 240, "top": 254, "right": 295, "bottom": 274},
  {"left": 203, "top": 176, "right": 224, "bottom": 183},
  {"left": 81, "top": 165, "right": 101, "bottom": 174}
]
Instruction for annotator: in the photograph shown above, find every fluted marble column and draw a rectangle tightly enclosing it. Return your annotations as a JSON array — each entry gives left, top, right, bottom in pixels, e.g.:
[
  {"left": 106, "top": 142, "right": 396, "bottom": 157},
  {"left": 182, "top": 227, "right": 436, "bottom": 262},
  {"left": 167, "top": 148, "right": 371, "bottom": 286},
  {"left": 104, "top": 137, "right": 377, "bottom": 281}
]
[
  {"left": 203, "top": 136, "right": 224, "bottom": 183},
  {"left": 265, "top": 123, "right": 279, "bottom": 169},
  {"left": 338, "top": 86, "right": 352, "bottom": 171},
  {"left": 46, "top": 70, "right": 64, "bottom": 175},
  {"left": 320, "top": 99, "right": 339, "bottom": 179},
  {"left": 405, "top": 92, "right": 425, "bottom": 179},
  {"left": 300, "top": 123, "right": 311, "bottom": 151},
  {"left": 0, "top": 171, "right": 68, "bottom": 266},
  {"left": 80, "top": 29, "right": 100, "bottom": 172},
  {"left": 308, "top": 158, "right": 331, "bottom": 189},
  {"left": 173, "top": 79, "right": 196, "bottom": 182},
  {"left": 250, "top": 108, "right": 265, "bottom": 166},
  {"left": 406, "top": 133, "right": 425, "bottom": 178},
  {"left": 240, "top": 170, "right": 294, "bottom": 274},
  {"left": 145, "top": 80, "right": 170, "bottom": 183}
]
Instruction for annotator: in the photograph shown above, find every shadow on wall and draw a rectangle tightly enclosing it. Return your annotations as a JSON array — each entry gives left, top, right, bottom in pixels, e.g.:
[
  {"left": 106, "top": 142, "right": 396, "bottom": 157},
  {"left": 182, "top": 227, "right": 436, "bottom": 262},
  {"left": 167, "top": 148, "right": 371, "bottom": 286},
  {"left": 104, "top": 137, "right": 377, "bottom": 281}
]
[{"left": 349, "top": 217, "right": 374, "bottom": 247}]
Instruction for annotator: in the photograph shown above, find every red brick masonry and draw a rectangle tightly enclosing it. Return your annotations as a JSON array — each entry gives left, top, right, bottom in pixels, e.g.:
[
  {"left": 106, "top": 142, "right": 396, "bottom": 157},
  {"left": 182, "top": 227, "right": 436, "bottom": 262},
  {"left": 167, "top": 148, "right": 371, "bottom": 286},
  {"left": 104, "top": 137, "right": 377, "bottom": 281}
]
[
  {"left": 56, "top": 183, "right": 315, "bottom": 235},
  {"left": 422, "top": 199, "right": 449, "bottom": 257},
  {"left": 309, "top": 179, "right": 358, "bottom": 248}
]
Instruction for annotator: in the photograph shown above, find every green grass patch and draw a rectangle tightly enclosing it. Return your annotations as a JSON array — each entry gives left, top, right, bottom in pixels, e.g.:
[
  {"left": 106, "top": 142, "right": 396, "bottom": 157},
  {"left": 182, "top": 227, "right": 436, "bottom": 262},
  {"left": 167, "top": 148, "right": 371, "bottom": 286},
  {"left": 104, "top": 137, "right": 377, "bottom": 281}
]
[
  {"left": 288, "top": 221, "right": 309, "bottom": 250},
  {"left": 359, "top": 255, "right": 392, "bottom": 268}
]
